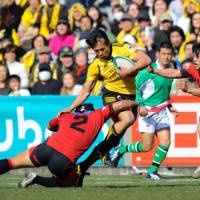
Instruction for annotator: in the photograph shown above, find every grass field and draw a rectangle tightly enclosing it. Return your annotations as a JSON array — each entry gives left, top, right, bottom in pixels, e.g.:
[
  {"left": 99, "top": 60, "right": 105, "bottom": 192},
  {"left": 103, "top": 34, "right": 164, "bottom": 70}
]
[{"left": 0, "top": 174, "right": 200, "bottom": 200}]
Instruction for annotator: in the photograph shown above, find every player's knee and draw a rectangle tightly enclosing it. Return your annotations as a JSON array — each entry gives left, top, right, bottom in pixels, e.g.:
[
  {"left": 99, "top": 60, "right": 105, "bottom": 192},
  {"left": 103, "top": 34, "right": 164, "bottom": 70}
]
[
  {"left": 142, "top": 143, "right": 154, "bottom": 152},
  {"left": 121, "top": 112, "right": 135, "bottom": 126},
  {"left": 160, "top": 139, "right": 171, "bottom": 147}
]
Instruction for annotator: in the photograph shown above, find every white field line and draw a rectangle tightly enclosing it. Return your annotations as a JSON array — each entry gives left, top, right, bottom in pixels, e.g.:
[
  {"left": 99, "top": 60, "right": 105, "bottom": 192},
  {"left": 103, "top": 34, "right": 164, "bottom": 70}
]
[{"left": 90, "top": 178, "right": 200, "bottom": 185}]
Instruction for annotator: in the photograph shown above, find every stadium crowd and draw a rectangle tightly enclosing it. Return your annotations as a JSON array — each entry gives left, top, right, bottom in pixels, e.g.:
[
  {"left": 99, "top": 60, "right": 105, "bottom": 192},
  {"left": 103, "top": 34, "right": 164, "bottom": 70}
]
[{"left": 0, "top": 0, "right": 200, "bottom": 96}]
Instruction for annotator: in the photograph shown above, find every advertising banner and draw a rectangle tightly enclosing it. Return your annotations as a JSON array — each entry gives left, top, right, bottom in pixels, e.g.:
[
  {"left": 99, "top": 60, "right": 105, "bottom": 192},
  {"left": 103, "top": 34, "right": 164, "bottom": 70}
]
[{"left": 1, "top": 96, "right": 200, "bottom": 166}]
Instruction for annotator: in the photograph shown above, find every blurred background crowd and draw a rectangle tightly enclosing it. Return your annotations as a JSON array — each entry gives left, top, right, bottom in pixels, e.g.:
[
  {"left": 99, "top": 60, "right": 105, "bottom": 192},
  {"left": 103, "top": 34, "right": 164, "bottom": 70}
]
[{"left": 0, "top": 0, "right": 199, "bottom": 96}]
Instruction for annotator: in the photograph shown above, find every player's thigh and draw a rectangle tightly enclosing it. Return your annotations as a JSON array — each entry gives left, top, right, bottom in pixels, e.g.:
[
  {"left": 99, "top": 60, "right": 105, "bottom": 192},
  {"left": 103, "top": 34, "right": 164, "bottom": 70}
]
[
  {"left": 48, "top": 151, "right": 75, "bottom": 177},
  {"left": 11, "top": 150, "right": 34, "bottom": 168},
  {"left": 141, "top": 132, "right": 155, "bottom": 151},
  {"left": 138, "top": 116, "right": 156, "bottom": 133},
  {"left": 117, "top": 110, "right": 136, "bottom": 125},
  {"left": 157, "top": 128, "right": 171, "bottom": 147},
  {"left": 102, "top": 88, "right": 137, "bottom": 123},
  {"left": 29, "top": 143, "right": 55, "bottom": 167},
  {"left": 155, "top": 108, "right": 170, "bottom": 131},
  {"left": 155, "top": 109, "right": 171, "bottom": 146}
]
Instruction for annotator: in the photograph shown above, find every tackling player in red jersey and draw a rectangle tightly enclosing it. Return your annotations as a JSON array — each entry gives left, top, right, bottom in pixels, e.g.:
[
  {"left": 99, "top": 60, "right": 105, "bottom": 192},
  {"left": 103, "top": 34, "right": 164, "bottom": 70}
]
[
  {"left": 0, "top": 100, "right": 137, "bottom": 187},
  {"left": 46, "top": 104, "right": 112, "bottom": 163}
]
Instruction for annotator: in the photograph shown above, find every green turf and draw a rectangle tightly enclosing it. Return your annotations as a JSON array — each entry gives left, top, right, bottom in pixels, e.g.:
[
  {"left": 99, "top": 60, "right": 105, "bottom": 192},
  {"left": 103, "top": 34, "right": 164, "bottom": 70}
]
[{"left": 0, "top": 174, "right": 200, "bottom": 200}]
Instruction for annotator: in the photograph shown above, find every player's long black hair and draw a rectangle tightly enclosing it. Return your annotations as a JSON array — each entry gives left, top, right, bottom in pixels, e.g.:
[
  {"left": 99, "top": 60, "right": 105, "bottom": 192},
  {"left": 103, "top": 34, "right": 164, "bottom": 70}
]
[{"left": 86, "top": 29, "right": 110, "bottom": 48}]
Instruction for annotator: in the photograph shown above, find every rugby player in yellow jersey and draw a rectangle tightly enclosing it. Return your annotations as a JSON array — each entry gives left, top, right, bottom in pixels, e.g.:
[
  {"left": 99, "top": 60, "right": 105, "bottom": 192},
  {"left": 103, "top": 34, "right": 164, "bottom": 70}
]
[{"left": 59, "top": 28, "right": 151, "bottom": 186}]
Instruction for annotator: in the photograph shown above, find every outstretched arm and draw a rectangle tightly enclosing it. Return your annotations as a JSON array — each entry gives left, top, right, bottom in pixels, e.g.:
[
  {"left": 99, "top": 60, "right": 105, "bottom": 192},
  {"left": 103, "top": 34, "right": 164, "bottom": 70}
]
[
  {"left": 111, "top": 100, "right": 138, "bottom": 115},
  {"left": 152, "top": 68, "right": 182, "bottom": 78},
  {"left": 184, "top": 87, "right": 200, "bottom": 97},
  {"left": 68, "top": 80, "right": 96, "bottom": 111},
  {"left": 57, "top": 80, "right": 96, "bottom": 116}
]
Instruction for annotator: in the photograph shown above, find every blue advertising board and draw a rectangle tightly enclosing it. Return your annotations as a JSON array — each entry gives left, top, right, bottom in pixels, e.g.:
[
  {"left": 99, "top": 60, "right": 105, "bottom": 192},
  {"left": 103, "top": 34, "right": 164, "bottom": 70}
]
[{"left": 0, "top": 96, "right": 110, "bottom": 164}]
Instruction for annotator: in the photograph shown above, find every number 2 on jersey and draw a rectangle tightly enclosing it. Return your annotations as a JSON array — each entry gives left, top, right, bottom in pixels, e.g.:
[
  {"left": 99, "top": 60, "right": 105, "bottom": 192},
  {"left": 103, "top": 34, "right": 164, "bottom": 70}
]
[{"left": 70, "top": 115, "right": 88, "bottom": 133}]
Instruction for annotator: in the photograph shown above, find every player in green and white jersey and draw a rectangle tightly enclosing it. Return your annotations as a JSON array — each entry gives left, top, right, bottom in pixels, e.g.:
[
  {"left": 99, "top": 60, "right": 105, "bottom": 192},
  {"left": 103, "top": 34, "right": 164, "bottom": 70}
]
[{"left": 111, "top": 42, "right": 178, "bottom": 179}]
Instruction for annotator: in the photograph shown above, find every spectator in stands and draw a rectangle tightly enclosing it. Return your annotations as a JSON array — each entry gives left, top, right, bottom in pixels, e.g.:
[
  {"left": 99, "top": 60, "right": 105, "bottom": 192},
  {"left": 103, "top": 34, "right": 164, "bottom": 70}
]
[
  {"left": 0, "top": 37, "right": 25, "bottom": 60},
  {"left": 68, "top": 3, "right": 86, "bottom": 34},
  {"left": 116, "top": 14, "right": 137, "bottom": 46},
  {"left": 17, "top": 0, "right": 42, "bottom": 50},
  {"left": 127, "top": 3, "right": 140, "bottom": 22},
  {"left": 49, "top": 19, "right": 75, "bottom": 57},
  {"left": 15, "top": 0, "right": 29, "bottom": 10},
  {"left": 110, "top": 4, "right": 125, "bottom": 36},
  {"left": 87, "top": 5, "right": 110, "bottom": 31},
  {"left": 184, "top": 41, "right": 195, "bottom": 60},
  {"left": 128, "top": 0, "right": 149, "bottom": 13},
  {"left": 106, "top": 0, "right": 125, "bottom": 22},
  {"left": 150, "top": 0, "right": 168, "bottom": 28},
  {"left": 0, "top": 62, "right": 10, "bottom": 95},
  {"left": 169, "top": 26, "right": 185, "bottom": 69},
  {"left": 8, "top": 74, "right": 30, "bottom": 96},
  {"left": 39, "top": 0, "right": 68, "bottom": 39},
  {"left": 177, "top": 0, "right": 200, "bottom": 35},
  {"left": 136, "top": 10, "right": 152, "bottom": 46},
  {"left": 187, "top": 12, "right": 200, "bottom": 42},
  {"left": 139, "top": 28, "right": 156, "bottom": 61},
  {"left": 60, "top": 72, "right": 82, "bottom": 95},
  {"left": 22, "top": 34, "right": 48, "bottom": 73},
  {"left": 57, "top": 46, "right": 75, "bottom": 82},
  {"left": 74, "top": 15, "right": 93, "bottom": 49},
  {"left": 0, "top": 37, "right": 13, "bottom": 50},
  {"left": 0, "top": 0, "right": 23, "bottom": 38},
  {"left": 79, "top": 15, "right": 93, "bottom": 33},
  {"left": 4, "top": 44, "right": 29, "bottom": 88},
  {"left": 168, "top": 0, "right": 184, "bottom": 25},
  {"left": 31, "top": 62, "right": 61, "bottom": 94},
  {"left": 30, "top": 46, "right": 58, "bottom": 84},
  {"left": 74, "top": 48, "right": 88, "bottom": 85},
  {"left": 153, "top": 14, "right": 173, "bottom": 49}
]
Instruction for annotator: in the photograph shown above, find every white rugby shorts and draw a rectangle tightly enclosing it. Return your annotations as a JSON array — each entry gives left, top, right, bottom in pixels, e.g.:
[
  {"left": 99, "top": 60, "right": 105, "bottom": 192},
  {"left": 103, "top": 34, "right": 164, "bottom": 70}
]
[{"left": 138, "top": 107, "right": 170, "bottom": 133}]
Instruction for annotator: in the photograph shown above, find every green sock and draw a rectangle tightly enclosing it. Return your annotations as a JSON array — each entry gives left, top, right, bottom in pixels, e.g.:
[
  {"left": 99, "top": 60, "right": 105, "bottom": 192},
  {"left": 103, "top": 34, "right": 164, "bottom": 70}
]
[
  {"left": 119, "top": 142, "right": 144, "bottom": 154},
  {"left": 147, "top": 144, "right": 169, "bottom": 175}
]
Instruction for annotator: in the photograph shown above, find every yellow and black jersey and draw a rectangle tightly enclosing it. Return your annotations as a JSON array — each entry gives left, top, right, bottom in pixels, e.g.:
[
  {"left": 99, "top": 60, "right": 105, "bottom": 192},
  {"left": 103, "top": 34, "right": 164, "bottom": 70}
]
[{"left": 87, "top": 43, "right": 138, "bottom": 95}]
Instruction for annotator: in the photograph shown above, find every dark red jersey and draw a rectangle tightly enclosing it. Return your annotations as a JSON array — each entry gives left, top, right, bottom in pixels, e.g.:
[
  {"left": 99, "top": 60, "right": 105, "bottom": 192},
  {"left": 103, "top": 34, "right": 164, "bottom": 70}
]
[
  {"left": 46, "top": 105, "right": 112, "bottom": 162},
  {"left": 181, "top": 64, "right": 200, "bottom": 87}
]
